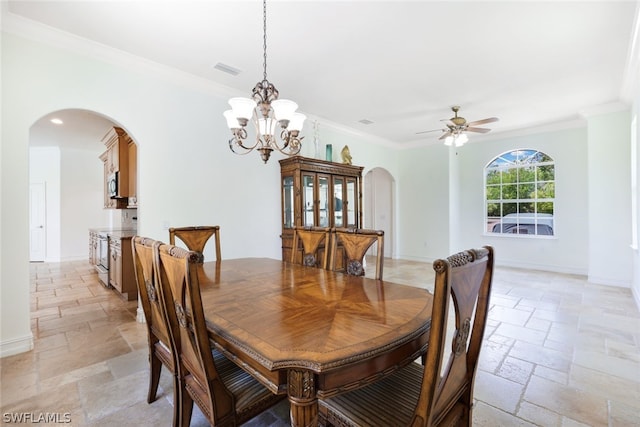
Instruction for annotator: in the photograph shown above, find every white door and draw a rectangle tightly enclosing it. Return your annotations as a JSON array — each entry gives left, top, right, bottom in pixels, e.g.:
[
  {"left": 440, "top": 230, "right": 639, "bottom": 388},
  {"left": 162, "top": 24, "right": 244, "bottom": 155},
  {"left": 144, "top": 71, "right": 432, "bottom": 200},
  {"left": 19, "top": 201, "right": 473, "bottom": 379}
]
[{"left": 30, "top": 182, "right": 46, "bottom": 262}]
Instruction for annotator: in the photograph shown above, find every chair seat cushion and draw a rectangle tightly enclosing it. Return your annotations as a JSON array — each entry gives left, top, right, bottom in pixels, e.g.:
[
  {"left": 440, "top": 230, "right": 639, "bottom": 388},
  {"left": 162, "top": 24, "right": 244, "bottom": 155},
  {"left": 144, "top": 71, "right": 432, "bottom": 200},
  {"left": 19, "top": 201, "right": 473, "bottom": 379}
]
[
  {"left": 319, "top": 361, "right": 423, "bottom": 426},
  {"left": 212, "top": 349, "right": 283, "bottom": 418}
]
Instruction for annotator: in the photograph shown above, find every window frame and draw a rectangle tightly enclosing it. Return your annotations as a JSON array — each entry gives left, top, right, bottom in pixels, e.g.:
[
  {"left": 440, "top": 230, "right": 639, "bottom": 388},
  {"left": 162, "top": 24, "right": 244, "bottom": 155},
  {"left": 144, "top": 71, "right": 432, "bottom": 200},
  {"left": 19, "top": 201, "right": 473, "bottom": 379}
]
[{"left": 484, "top": 149, "right": 556, "bottom": 238}]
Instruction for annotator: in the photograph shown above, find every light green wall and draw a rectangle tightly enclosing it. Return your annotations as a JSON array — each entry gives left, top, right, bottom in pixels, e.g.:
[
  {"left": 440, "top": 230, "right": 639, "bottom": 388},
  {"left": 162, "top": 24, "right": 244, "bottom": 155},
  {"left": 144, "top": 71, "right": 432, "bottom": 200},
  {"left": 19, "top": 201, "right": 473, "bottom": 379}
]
[
  {"left": 588, "top": 110, "right": 632, "bottom": 285},
  {"left": 458, "top": 127, "right": 590, "bottom": 273},
  {"left": 396, "top": 144, "right": 451, "bottom": 261}
]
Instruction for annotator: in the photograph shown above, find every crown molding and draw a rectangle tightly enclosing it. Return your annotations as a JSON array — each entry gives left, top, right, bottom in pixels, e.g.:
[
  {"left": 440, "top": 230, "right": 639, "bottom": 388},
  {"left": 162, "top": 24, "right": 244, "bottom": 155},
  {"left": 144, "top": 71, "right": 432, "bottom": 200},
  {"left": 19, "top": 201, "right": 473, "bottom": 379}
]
[
  {"left": 303, "top": 114, "right": 399, "bottom": 148},
  {"left": 579, "top": 101, "right": 630, "bottom": 118}
]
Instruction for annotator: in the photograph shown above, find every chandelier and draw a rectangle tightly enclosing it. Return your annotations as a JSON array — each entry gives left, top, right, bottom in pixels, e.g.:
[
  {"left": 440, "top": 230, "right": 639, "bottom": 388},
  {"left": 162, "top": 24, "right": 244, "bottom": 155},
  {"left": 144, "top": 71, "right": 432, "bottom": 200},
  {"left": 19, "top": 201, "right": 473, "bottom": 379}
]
[{"left": 223, "top": 0, "right": 305, "bottom": 163}]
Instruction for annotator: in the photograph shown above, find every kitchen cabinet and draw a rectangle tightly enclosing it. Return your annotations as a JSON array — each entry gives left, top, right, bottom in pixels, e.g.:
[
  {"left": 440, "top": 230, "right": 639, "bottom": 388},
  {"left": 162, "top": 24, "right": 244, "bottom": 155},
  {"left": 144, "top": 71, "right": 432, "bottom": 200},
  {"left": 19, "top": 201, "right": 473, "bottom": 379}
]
[
  {"left": 99, "top": 150, "right": 121, "bottom": 209},
  {"left": 279, "top": 156, "right": 363, "bottom": 263},
  {"left": 99, "top": 126, "right": 136, "bottom": 209},
  {"left": 127, "top": 140, "right": 137, "bottom": 207},
  {"left": 108, "top": 235, "right": 137, "bottom": 301}
]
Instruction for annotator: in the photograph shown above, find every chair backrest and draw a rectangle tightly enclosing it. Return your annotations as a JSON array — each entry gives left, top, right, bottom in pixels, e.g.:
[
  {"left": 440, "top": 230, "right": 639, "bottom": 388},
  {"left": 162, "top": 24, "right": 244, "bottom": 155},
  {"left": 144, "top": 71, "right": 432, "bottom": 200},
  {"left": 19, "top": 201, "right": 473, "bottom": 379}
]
[
  {"left": 155, "top": 243, "right": 235, "bottom": 424},
  {"left": 330, "top": 227, "right": 385, "bottom": 280},
  {"left": 168, "top": 226, "right": 221, "bottom": 262},
  {"left": 290, "top": 226, "right": 331, "bottom": 269},
  {"left": 413, "top": 246, "right": 494, "bottom": 426},
  {"left": 131, "top": 236, "right": 173, "bottom": 359}
]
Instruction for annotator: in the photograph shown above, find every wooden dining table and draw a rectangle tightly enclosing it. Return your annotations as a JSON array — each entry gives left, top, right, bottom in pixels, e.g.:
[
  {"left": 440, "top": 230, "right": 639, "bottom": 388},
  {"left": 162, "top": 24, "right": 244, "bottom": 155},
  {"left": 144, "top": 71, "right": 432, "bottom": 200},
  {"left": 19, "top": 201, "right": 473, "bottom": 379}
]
[{"left": 196, "top": 258, "right": 433, "bottom": 427}]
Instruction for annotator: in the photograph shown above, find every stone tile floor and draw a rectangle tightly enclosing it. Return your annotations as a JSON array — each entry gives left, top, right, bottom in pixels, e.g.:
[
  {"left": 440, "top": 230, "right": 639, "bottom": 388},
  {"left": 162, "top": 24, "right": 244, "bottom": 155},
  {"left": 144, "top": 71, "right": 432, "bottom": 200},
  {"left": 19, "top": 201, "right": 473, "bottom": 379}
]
[{"left": 1, "top": 257, "right": 639, "bottom": 426}]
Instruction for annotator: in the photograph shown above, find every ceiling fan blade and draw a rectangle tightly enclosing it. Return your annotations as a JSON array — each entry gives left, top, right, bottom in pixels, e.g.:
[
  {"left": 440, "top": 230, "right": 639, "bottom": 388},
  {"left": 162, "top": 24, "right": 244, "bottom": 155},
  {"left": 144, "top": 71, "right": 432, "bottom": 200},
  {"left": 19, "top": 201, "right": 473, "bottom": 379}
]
[
  {"left": 466, "top": 127, "right": 492, "bottom": 133},
  {"left": 438, "top": 132, "right": 452, "bottom": 140},
  {"left": 466, "top": 117, "right": 498, "bottom": 126},
  {"left": 415, "top": 128, "right": 444, "bottom": 135}
]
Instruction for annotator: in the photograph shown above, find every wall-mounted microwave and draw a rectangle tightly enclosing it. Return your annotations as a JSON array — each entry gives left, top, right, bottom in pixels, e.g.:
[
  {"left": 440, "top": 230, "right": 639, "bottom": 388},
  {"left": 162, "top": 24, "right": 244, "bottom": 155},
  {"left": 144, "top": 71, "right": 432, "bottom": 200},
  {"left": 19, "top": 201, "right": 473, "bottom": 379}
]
[{"left": 108, "top": 172, "right": 119, "bottom": 198}]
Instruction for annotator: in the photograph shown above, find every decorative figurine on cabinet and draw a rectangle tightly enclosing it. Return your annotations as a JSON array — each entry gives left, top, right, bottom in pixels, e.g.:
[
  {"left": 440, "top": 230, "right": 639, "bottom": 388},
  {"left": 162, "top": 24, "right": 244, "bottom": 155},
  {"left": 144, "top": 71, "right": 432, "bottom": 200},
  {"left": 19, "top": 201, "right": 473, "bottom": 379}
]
[{"left": 341, "top": 145, "right": 352, "bottom": 165}]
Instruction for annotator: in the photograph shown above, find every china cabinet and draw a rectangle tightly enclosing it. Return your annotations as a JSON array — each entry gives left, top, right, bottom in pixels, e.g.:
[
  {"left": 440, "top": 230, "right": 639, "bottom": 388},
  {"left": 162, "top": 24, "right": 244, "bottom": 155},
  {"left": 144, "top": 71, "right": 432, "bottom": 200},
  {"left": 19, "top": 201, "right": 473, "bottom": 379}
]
[{"left": 279, "top": 156, "right": 363, "bottom": 263}]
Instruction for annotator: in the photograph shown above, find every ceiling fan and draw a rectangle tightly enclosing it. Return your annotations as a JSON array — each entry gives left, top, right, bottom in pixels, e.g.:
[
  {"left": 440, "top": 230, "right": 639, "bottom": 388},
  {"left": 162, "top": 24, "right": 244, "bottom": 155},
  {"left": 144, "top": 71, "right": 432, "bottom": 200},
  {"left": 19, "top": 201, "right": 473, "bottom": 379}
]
[{"left": 416, "top": 106, "right": 499, "bottom": 145}]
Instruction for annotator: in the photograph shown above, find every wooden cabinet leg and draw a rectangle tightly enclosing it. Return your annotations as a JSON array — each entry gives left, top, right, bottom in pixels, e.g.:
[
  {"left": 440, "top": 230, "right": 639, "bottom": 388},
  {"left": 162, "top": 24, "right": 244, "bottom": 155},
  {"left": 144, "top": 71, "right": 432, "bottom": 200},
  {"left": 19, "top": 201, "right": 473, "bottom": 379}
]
[{"left": 287, "top": 369, "right": 317, "bottom": 427}]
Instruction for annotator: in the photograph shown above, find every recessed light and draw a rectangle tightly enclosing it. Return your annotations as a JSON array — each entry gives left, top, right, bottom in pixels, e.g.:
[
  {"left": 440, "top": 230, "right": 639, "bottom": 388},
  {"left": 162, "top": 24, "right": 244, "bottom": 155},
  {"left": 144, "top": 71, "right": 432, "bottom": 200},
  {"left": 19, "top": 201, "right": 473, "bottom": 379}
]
[
  {"left": 358, "top": 119, "right": 374, "bottom": 125},
  {"left": 50, "top": 118, "right": 63, "bottom": 125}
]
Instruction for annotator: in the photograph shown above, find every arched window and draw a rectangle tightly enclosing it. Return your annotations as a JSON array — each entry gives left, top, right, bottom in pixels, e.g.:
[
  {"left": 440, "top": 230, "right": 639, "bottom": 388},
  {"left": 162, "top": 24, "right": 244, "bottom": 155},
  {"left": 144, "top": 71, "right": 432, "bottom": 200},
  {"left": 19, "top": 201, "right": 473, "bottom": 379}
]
[{"left": 485, "top": 149, "right": 555, "bottom": 236}]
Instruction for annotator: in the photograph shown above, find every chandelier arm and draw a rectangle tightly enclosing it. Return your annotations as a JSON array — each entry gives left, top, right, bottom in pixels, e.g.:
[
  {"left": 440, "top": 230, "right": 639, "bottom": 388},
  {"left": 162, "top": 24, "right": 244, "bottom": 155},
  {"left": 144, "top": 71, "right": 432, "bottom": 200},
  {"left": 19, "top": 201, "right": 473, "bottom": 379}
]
[
  {"left": 271, "top": 141, "right": 302, "bottom": 156},
  {"left": 228, "top": 128, "right": 261, "bottom": 153},
  {"left": 270, "top": 130, "right": 303, "bottom": 156},
  {"left": 229, "top": 141, "right": 260, "bottom": 155},
  {"left": 229, "top": 137, "right": 248, "bottom": 154},
  {"left": 229, "top": 134, "right": 257, "bottom": 154}
]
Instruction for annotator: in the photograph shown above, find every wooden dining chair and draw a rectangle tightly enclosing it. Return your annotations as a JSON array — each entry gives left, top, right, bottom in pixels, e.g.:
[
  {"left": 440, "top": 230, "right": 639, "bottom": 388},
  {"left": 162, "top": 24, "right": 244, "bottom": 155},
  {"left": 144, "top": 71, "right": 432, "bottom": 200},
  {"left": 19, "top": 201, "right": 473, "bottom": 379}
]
[
  {"left": 131, "top": 236, "right": 181, "bottom": 426},
  {"left": 168, "top": 225, "right": 221, "bottom": 263},
  {"left": 290, "top": 225, "right": 332, "bottom": 268},
  {"left": 330, "top": 227, "right": 385, "bottom": 280},
  {"left": 155, "top": 243, "right": 284, "bottom": 427},
  {"left": 318, "top": 246, "right": 494, "bottom": 427}
]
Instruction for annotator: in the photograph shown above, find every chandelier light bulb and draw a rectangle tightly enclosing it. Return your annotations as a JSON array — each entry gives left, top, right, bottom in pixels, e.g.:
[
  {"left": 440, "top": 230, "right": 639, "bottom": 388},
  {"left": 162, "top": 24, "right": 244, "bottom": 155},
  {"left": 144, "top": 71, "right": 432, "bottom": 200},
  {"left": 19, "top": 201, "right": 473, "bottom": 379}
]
[
  {"left": 228, "top": 97, "right": 257, "bottom": 121},
  {"left": 223, "top": 110, "right": 240, "bottom": 129},
  {"left": 258, "top": 117, "right": 277, "bottom": 137},
  {"left": 288, "top": 113, "right": 306, "bottom": 132},
  {"left": 271, "top": 99, "right": 298, "bottom": 122}
]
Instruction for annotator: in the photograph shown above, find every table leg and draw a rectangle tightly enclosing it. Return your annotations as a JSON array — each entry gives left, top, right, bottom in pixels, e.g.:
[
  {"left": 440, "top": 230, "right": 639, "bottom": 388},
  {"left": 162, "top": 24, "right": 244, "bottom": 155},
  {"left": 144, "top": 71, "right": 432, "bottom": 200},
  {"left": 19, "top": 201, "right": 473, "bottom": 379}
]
[{"left": 287, "top": 369, "right": 317, "bottom": 427}]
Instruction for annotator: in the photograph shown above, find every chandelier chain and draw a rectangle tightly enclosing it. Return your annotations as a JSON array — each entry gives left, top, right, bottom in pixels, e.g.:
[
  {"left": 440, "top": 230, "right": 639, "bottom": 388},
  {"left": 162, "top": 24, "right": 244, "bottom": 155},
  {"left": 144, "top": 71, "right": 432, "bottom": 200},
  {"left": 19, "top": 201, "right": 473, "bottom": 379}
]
[{"left": 262, "top": 0, "right": 267, "bottom": 81}]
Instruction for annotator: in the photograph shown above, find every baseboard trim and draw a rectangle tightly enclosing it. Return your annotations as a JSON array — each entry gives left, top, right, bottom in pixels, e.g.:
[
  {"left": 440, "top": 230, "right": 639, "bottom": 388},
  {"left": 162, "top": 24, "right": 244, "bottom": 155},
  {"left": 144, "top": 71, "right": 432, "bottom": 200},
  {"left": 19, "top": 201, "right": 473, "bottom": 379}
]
[
  {"left": 587, "top": 275, "right": 631, "bottom": 288},
  {"left": 0, "top": 333, "right": 34, "bottom": 358},
  {"left": 396, "top": 254, "right": 589, "bottom": 277}
]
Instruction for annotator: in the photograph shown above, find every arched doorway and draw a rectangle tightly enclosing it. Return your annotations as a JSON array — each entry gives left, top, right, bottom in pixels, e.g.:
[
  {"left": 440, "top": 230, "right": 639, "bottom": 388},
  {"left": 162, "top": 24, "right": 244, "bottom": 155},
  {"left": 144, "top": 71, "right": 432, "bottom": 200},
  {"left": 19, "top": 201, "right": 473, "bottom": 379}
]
[
  {"left": 364, "top": 167, "right": 395, "bottom": 258},
  {"left": 29, "top": 108, "right": 144, "bottom": 322},
  {"left": 30, "top": 109, "right": 114, "bottom": 261},
  {"left": 29, "top": 109, "right": 138, "bottom": 262}
]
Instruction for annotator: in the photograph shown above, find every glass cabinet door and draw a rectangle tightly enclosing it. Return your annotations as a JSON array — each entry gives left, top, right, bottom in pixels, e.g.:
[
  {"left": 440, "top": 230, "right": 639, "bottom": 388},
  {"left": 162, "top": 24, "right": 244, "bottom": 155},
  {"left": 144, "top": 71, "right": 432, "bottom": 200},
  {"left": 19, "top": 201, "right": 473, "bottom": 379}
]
[
  {"left": 346, "top": 178, "right": 357, "bottom": 227},
  {"left": 333, "top": 177, "right": 344, "bottom": 227},
  {"left": 282, "top": 176, "right": 294, "bottom": 229},
  {"left": 318, "top": 175, "right": 329, "bottom": 227},
  {"left": 302, "top": 174, "right": 315, "bottom": 226}
]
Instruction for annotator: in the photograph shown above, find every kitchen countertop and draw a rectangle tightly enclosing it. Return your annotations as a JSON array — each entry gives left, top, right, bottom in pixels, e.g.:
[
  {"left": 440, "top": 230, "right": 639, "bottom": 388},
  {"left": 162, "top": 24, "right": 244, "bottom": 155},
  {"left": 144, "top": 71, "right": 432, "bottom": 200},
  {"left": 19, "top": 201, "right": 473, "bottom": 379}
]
[{"left": 89, "top": 227, "right": 137, "bottom": 239}]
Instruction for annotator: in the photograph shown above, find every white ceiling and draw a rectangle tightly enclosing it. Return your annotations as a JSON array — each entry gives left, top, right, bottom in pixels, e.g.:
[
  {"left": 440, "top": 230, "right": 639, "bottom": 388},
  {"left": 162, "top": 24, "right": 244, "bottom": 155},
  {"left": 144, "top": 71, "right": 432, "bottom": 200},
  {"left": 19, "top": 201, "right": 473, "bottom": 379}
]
[{"left": 6, "top": 0, "right": 639, "bottom": 150}]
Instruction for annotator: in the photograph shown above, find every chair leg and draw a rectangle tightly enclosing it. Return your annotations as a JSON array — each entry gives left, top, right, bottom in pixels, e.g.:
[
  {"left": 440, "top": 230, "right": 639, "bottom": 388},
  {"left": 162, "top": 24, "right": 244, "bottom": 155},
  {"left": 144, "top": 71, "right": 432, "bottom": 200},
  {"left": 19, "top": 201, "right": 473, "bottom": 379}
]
[
  {"left": 180, "top": 384, "right": 194, "bottom": 427},
  {"left": 171, "top": 374, "right": 181, "bottom": 427},
  {"left": 147, "top": 351, "right": 162, "bottom": 403}
]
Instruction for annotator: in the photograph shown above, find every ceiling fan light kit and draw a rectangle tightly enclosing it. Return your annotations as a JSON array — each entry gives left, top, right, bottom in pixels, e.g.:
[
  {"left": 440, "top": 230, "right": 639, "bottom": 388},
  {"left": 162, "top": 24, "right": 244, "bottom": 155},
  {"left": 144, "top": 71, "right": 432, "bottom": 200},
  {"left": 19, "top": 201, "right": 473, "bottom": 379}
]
[
  {"left": 444, "top": 132, "right": 468, "bottom": 147},
  {"left": 223, "top": 0, "right": 305, "bottom": 163}
]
